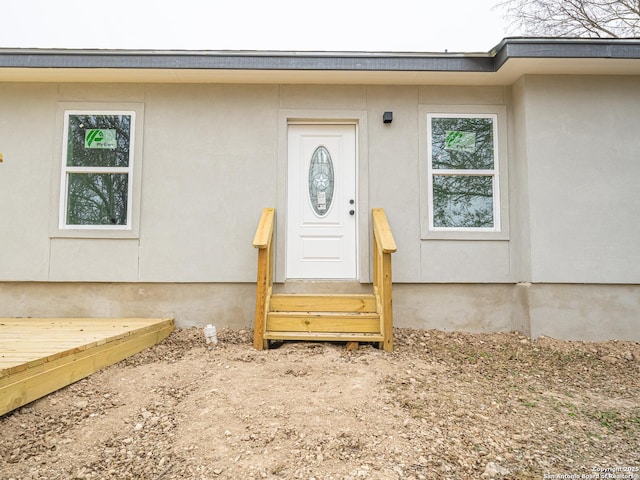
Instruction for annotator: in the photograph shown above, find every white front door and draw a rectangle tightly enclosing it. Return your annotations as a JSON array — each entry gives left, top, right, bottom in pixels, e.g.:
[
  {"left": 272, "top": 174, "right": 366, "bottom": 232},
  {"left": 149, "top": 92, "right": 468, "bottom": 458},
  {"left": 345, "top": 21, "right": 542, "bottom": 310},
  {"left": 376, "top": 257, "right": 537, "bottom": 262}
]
[{"left": 286, "top": 124, "right": 357, "bottom": 279}]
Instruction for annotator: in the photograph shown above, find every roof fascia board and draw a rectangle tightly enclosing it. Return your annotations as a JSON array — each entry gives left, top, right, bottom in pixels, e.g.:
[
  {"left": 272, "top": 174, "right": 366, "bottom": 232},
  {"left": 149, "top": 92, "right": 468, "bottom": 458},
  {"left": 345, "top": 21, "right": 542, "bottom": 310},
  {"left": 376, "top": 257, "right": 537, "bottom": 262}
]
[
  {"left": 493, "top": 37, "right": 640, "bottom": 70},
  {"left": 1, "top": 39, "right": 640, "bottom": 79},
  {"left": 0, "top": 50, "right": 494, "bottom": 73}
]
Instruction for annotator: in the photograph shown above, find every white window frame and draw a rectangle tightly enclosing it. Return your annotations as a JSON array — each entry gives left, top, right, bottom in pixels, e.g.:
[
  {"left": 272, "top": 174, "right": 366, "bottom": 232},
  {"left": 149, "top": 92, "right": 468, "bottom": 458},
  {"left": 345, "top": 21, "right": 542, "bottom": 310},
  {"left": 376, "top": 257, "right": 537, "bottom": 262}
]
[
  {"left": 51, "top": 103, "right": 144, "bottom": 239},
  {"left": 419, "top": 105, "right": 509, "bottom": 241}
]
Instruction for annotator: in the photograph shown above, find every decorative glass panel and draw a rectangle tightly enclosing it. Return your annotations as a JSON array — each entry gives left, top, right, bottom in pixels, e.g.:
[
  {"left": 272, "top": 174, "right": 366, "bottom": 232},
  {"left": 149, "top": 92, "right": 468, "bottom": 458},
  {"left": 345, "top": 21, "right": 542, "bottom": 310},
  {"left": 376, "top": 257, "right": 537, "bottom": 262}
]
[
  {"left": 432, "top": 175, "right": 493, "bottom": 228},
  {"left": 67, "top": 114, "right": 131, "bottom": 168},
  {"left": 308, "top": 146, "right": 334, "bottom": 216},
  {"left": 66, "top": 173, "right": 129, "bottom": 225},
  {"left": 431, "top": 117, "right": 494, "bottom": 170}
]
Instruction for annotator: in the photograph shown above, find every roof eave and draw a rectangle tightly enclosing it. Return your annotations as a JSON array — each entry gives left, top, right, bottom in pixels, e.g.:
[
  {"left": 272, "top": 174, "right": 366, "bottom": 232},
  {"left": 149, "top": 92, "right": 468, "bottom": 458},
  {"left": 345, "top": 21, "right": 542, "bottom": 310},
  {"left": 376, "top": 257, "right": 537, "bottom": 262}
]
[{"left": 1, "top": 38, "right": 639, "bottom": 85}]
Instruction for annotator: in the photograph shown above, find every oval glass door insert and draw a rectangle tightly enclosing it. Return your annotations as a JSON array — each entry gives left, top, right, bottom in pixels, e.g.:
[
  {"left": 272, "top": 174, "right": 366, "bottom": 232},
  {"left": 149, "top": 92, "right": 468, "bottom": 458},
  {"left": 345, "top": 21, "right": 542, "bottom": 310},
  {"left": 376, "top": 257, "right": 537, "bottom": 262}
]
[{"left": 308, "top": 146, "right": 335, "bottom": 216}]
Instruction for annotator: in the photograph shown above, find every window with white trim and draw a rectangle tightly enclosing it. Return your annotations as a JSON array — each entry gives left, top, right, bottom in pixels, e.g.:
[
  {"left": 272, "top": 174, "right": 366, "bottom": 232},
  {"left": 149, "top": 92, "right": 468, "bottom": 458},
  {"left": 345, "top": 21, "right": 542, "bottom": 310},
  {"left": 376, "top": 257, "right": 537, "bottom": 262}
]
[
  {"left": 59, "top": 111, "right": 135, "bottom": 229},
  {"left": 427, "top": 113, "right": 501, "bottom": 232}
]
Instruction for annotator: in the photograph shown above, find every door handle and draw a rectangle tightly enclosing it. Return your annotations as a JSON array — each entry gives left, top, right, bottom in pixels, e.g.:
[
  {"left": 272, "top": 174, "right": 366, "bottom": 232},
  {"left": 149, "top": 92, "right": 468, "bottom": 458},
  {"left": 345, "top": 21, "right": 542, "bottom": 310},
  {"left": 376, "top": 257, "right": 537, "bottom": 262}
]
[
  {"left": 349, "top": 199, "right": 355, "bottom": 215},
  {"left": 349, "top": 210, "right": 355, "bottom": 216}
]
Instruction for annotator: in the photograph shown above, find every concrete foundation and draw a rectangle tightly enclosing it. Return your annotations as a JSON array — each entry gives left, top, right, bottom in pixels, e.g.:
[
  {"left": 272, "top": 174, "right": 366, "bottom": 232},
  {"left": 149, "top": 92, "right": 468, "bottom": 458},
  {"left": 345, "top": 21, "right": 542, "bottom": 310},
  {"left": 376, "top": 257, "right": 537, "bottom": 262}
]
[
  {"left": 0, "top": 282, "right": 256, "bottom": 329},
  {"left": 1, "top": 282, "right": 637, "bottom": 341}
]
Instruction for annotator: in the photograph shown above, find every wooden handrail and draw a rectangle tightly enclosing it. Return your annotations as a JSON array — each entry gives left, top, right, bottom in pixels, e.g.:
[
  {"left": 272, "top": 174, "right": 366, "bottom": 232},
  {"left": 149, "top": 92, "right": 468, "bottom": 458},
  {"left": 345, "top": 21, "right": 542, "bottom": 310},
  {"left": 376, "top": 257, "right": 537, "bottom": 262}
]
[
  {"left": 253, "top": 208, "right": 275, "bottom": 350},
  {"left": 372, "top": 208, "right": 396, "bottom": 352},
  {"left": 372, "top": 208, "right": 397, "bottom": 254},
  {"left": 253, "top": 208, "right": 275, "bottom": 249},
  {"left": 252, "top": 207, "right": 395, "bottom": 352}
]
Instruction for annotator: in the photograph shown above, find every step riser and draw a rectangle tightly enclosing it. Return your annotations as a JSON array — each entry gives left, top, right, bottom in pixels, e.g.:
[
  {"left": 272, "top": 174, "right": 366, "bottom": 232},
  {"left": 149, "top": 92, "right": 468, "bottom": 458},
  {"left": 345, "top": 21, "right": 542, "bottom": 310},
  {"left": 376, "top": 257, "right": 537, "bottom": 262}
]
[
  {"left": 274, "top": 281, "right": 372, "bottom": 295},
  {"left": 267, "top": 312, "right": 380, "bottom": 334},
  {"left": 270, "top": 294, "right": 377, "bottom": 313}
]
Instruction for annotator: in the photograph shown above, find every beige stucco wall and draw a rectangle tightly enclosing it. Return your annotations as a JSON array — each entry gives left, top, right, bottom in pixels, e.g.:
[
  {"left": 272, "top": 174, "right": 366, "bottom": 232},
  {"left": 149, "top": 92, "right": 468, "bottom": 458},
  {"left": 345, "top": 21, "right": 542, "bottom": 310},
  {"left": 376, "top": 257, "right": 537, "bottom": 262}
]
[
  {"left": 0, "top": 82, "right": 517, "bottom": 284},
  {"left": 0, "top": 84, "right": 57, "bottom": 281},
  {"left": 514, "top": 75, "right": 640, "bottom": 284},
  {"left": 0, "top": 78, "right": 638, "bottom": 340}
]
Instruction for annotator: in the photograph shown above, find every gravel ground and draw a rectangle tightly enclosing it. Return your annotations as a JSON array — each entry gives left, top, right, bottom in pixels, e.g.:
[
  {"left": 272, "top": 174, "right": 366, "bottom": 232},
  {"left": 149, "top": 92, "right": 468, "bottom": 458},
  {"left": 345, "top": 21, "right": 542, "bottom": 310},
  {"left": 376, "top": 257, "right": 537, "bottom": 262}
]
[{"left": 1, "top": 328, "right": 639, "bottom": 480}]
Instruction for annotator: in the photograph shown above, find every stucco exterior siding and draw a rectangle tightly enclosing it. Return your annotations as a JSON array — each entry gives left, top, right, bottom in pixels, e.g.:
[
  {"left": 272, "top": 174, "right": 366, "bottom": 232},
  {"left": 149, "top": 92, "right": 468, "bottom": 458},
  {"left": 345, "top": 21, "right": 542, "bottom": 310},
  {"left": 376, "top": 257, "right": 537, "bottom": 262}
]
[
  {"left": 518, "top": 75, "right": 640, "bottom": 284},
  {"left": 138, "top": 84, "right": 280, "bottom": 282},
  {"left": 2, "top": 79, "right": 638, "bottom": 285},
  {"left": 0, "top": 84, "right": 57, "bottom": 281},
  {"left": 0, "top": 71, "right": 638, "bottom": 342},
  {"left": 509, "top": 78, "right": 533, "bottom": 283},
  {"left": 1, "top": 82, "right": 518, "bottom": 284},
  {"left": 366, "top": 85, "right": 421, "bottom": 282}
]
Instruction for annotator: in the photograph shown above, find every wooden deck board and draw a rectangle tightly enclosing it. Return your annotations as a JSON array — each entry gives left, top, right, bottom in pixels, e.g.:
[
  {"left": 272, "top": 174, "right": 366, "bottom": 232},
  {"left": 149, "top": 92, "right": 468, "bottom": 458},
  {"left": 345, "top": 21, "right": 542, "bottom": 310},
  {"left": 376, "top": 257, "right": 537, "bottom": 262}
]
[{"left": 0, "top": 318, "right": 174, "bottom": 416}]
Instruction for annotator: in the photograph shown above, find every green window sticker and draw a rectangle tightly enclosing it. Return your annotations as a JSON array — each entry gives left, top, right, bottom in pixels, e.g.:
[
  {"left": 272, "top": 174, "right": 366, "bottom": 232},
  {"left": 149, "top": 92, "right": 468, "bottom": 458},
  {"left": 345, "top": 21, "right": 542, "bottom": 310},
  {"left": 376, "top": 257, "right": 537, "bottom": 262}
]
[
  {"left": 444, "top": 131, "right": 476, "bottom": 153},
  {"left": 85, "top": 129, "right": 117, "bottom": 149}
]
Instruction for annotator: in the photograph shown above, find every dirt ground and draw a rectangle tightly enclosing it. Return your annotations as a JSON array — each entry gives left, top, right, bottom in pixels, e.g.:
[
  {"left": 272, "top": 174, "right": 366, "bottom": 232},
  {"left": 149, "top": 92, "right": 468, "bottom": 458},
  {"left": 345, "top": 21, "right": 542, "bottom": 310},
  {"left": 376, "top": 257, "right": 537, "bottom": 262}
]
[{"left": 1, "top": 328, "right": 639, "bottom": 480}]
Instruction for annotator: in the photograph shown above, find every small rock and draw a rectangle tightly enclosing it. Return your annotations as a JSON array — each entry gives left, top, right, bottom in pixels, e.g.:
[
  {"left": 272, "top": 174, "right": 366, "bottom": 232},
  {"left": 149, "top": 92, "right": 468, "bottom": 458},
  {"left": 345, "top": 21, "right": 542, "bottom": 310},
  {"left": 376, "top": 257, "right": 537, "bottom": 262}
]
[
  {"left": 481, "top": 462, "right": 510, "bottom": 478},
  {"left": 622, "top": 351, "right": 634, "bottom": 361},
  {"left": 213, "top": 468, "right": 223, "bottom": 475},
  {"left": 601, "top": 355, "right": 618, "bottom": 364},
  {"left": 74, "top": 400, "right": 89, "bottom": 409}
]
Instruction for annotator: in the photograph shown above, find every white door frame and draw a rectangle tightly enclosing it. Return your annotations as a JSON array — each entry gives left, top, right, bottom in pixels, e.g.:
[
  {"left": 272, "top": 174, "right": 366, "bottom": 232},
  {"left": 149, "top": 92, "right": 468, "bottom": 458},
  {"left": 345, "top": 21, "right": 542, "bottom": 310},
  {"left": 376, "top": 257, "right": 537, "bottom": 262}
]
[{"left": 274, "top": 111, "right": 370, "bottom": 283}]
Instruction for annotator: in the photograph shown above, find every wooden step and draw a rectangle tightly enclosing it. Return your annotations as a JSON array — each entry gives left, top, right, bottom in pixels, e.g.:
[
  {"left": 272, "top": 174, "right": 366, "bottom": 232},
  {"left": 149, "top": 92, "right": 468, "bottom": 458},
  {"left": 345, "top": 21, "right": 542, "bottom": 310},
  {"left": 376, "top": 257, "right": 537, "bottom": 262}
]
[
  {"left": 263, "top": 331, "right": 385, "bottom": 343},
  {"left": 267, "top": 311, "right": 380, "bottom": 333},
  {"left": 270, "top": 294, "right": 377, "bottom": 313}
]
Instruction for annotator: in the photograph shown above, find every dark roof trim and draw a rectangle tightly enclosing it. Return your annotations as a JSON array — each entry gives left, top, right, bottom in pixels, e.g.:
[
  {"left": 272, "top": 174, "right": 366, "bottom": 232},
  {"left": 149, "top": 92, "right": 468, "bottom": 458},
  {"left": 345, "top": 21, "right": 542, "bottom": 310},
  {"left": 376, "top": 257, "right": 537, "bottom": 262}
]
[
  {"left": 0, "top": 50, "right": 495, "bottom": 73},
  {"left": 1, "top": 38, "right": 640, "bottom": 73},
  {"left": 493, "top": 37, "right": 640, "bottom": 70}
]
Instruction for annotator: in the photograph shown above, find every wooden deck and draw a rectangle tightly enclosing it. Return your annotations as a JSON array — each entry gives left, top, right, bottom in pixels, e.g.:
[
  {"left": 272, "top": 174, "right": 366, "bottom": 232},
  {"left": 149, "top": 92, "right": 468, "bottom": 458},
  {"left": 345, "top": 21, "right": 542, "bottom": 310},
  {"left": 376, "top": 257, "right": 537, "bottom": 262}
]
[{"left": 0, "top": 317, "right": 174, "bottom": 416}]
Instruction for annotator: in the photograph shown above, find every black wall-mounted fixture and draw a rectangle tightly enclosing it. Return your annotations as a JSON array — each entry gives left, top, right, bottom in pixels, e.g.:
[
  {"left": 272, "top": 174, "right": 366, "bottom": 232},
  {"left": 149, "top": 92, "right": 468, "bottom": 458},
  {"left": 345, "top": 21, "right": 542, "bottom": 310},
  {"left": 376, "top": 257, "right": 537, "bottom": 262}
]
[{"left": 383, "top": 111, "right": 393, "bottom": 124}]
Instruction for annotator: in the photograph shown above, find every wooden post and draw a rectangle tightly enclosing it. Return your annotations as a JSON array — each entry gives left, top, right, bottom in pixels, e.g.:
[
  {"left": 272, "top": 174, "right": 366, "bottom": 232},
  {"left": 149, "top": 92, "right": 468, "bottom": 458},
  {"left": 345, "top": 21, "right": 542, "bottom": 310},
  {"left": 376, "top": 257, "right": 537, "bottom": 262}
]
[
  {"left": 371, "top": 209, "right": 397, "bottom": 352},
  {"left": 380, "top": 249, "right": 394, "bottom": 352},
  {"left": 253, "top": 208, "right": 275, "bottom": 350}
]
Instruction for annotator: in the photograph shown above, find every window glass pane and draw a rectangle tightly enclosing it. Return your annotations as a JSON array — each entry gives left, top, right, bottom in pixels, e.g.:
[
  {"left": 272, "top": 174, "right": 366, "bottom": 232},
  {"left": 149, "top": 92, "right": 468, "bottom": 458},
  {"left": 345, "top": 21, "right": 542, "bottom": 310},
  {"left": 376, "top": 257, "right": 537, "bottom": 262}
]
[
  {"left": 67, "top": 114, "right": 131, "bottom": 167},
  {"left": 431, "top": 117, "right": 494, "bottom": 170},
  {"left": 432, "top": 175, "right": 494, "bottom": 228},
  {"left": 66, "top": 173, "right": 128, "bottom": 225}
]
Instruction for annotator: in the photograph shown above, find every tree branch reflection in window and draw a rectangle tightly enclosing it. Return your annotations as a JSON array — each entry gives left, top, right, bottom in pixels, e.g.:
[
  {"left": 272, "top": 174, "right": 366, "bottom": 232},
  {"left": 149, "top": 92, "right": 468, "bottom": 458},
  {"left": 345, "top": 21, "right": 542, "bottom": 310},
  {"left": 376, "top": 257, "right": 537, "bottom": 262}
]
[
  {"left": 431, "top": 117, "right": 494, "bottom": 170},
  {"left": 432, "top": 175, "right": 493, "bottom": 228},
  {"left": 67, "top": 173, "right": 128, "bottom": 225},
  {"left": 429, "top": 115, "right": 498, "bottom": 229},
  {"left": 64, "top": 114, "right": 132, "bottom": 226}
]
